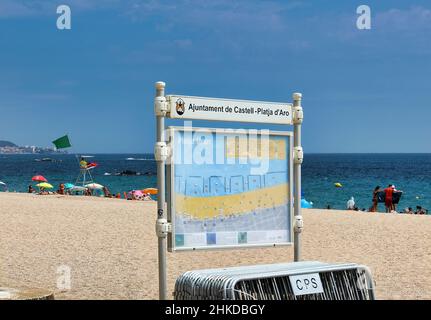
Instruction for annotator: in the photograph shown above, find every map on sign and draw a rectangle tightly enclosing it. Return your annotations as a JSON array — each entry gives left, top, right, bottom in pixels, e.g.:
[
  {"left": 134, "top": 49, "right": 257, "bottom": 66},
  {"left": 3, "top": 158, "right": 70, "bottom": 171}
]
[{"left": 167, "top": 127, "right": 293, "bottom": 251}]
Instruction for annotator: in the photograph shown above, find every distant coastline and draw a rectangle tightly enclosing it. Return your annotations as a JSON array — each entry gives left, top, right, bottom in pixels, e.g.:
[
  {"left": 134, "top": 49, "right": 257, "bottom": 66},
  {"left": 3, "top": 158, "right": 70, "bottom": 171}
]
[{"left": 0, "top": 140, "right": 66, "bottom": 155}]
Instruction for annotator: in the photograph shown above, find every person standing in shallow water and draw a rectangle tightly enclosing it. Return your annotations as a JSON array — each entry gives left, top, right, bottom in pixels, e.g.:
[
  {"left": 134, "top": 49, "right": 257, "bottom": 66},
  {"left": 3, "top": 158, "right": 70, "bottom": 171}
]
[
  {"left": 371, "top": 186, "right": 381, "bottom": 212},
  {"left": 384, "top": 184, "right": 394, "bottom": 213}
]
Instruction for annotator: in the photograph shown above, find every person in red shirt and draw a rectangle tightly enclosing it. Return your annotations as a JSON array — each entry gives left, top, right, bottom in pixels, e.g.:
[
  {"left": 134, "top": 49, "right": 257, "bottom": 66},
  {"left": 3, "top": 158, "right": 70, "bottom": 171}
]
[{"left": 384, "top": 184, "right": 394, "bottom": 213}]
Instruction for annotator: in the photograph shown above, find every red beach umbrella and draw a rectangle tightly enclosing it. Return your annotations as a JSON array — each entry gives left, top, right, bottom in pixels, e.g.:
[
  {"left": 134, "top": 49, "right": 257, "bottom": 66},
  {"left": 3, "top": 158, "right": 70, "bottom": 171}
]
[{"left": 32, "top": 175, "right": 48, "bottom": 182}]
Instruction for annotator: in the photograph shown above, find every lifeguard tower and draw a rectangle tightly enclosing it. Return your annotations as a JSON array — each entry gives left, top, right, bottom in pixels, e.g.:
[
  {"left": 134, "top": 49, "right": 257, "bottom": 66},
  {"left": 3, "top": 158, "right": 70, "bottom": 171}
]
[{"left": 75, "top": 155, "right": 96, "bottom": 186}]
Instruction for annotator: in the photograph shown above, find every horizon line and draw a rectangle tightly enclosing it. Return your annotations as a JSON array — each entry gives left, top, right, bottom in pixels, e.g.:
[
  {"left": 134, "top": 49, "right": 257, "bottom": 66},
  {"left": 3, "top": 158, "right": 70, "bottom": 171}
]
[{"left": 3, "top": 152, "right": 431, "bottom": 155}]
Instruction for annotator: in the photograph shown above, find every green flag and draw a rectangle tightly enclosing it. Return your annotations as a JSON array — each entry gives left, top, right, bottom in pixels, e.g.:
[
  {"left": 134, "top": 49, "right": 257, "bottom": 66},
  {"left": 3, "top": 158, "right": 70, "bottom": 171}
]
[{"left": 52, "top": 135, "right": 72, "bottom": 149}]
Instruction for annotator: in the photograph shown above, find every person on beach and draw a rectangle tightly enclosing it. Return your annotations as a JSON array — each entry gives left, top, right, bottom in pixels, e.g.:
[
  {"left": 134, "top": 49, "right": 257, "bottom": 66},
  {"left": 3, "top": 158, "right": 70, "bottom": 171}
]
[
  {"left": 391, "top": 185, "right": 400, "bottom": 212},
  {"left": 384, "top": 184, "right": 394, "bottom": 213},
  {"left": 403, "top": 207, "right": 414, "bottom": 214},
  {"left": 102, "top": 186, "right": 111, "bottom": 198},
  {"left": 143, "top": 193, "right": 152, "bottom": 201},
  {"left": 347, "top": 197, "right": 356, "bottom": 210},
  {"left": 370, "top": 186, "right": 381, "bottom": 212},
  {"left": 79, "top": 157, "right": 88, "bottom": 169},
  {"left": 415, "top": 206, "right": 427, "bottom": 215},
  {"left": 28, "top": 185, "right": 34, "bottom": 193},
  {"left": 58, "top": 183, "right": 65, "bottom": 195}
]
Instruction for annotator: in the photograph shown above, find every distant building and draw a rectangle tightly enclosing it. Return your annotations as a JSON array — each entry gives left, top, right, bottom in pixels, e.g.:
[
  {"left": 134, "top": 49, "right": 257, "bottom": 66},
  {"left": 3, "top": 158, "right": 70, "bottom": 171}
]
[{"left": 0, "top": 140, "right": 66, "bottom": 154}]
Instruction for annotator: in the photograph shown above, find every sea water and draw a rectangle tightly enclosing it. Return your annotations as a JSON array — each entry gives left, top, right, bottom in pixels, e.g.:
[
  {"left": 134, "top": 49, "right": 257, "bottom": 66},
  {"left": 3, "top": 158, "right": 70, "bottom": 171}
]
[
  {"left": 303, "top": 153, "right": 431, "bottom": 211},
  {"left": 0, "top": 153, "right": 430, "bottom": 212},
  {"left": 0, "top": 154, "right": 157, "bottom": 197}
]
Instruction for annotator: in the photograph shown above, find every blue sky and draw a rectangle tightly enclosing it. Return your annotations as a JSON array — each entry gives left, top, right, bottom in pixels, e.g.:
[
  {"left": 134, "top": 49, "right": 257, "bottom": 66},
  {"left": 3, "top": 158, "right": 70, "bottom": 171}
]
[{"left": 0, "top": 0, "right": 430, "bottom": 153}]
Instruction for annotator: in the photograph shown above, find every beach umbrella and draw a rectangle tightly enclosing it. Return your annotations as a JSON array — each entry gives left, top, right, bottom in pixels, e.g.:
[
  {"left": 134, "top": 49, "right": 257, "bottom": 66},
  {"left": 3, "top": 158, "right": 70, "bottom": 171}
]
[
  {"left": 36, "top": 182, "right": 53, "bottom": 189},
  {"left": 32, "top": 175, "right": 48, "bottom": 182},
  {"left": 128, "top": 190, "right": 144, "bottom": 200},
  {"left": 301, "top": 198, "right": 313, "bottom": 209},
  {"left": 142, "top": 188, "right": 158, "bottom": 195},
  {"left": 85, "top": 183, "right": 104, "bottom": 190},
  {"left": 131, "top": 190, "right": 144, "bottom": 197},
  {"left": 64, "top": 183, "right": 74, "bottom": 189}
]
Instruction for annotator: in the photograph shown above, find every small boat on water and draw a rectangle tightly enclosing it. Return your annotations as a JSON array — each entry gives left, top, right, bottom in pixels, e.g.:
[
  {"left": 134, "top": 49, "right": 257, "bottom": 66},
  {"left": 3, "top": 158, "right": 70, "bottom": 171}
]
[
  {"left": 126, "top": 157, "right": 152, "bottom": 161},
  {"left": 35, "top": 158, "right": 53, "bottom": 162},
  {"left": 34, "top": 158, "right": 61, "bottom": 163},
  {"left": 115, "top": 170, "right": 142, "bottom": 176}
]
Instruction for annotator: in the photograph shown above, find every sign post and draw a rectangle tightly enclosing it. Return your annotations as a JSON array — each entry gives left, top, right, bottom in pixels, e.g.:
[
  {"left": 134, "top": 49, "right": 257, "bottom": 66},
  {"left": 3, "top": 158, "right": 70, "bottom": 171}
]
[
  {"left": 292, "top": 93, "right": 304, "bottom": 262},
  {"left": 154, "top": 81, "right": 169, "bottom": 300}
]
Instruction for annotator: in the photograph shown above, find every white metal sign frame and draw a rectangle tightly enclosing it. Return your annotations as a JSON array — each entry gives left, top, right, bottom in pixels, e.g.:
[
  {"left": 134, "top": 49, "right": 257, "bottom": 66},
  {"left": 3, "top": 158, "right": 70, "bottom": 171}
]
[{"left": 166, "top": 126, "right": 294, "bottom": 252}]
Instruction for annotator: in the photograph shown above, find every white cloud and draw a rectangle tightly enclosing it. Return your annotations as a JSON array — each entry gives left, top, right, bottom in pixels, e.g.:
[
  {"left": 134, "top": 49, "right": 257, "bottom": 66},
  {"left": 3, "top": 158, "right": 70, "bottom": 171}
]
[
  {"left": 0, "top": 0, "right": 37, "bottom": 17},
  {"left": 375, "top": 6, "right": 431, "bottom": 31},
  {"left": 123, "top": 0, "right": 293, "bottom": 32},
  {"left": 0, "top": 0, "right": 121, "bottom": 17}
]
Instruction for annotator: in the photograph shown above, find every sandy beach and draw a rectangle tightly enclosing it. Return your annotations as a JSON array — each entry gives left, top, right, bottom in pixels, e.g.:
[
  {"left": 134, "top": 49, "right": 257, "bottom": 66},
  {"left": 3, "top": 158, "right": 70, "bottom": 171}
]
[{"left": 0, "top": 192, "right": 430, "bottom": 300}]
